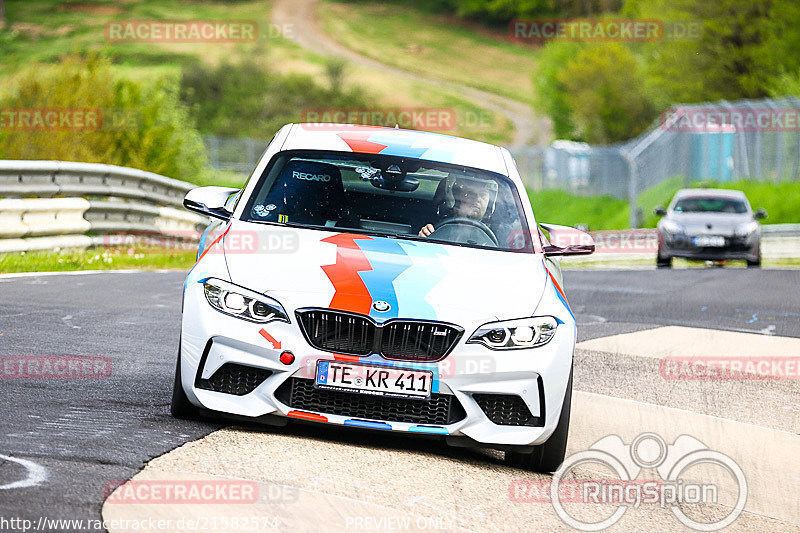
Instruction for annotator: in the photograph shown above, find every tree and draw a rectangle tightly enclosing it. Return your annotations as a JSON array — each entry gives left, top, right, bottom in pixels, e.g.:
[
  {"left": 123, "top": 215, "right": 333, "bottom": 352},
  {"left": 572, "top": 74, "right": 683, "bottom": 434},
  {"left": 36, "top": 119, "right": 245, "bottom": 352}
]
[
  {"left": 533, "top": 41, "right": 583, "bottom": 139},
  {"left": 625, "top": 0, "right": 800, "bottom": 106},
  {"left": 0, "top": 0, "right": 6, "bottom": 29},
  {"left": 0, "top": 55, "right": 207, "bottom": 181},
  {"left": 558, "top": 42, "right": 656, "bottom": 143}
]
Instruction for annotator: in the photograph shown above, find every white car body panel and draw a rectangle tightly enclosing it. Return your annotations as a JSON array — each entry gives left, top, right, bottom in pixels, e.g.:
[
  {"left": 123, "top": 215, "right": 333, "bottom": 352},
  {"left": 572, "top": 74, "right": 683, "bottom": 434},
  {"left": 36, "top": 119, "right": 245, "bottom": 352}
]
[{"left": 179, "top": 124, "right": 577, "bottom": 448}]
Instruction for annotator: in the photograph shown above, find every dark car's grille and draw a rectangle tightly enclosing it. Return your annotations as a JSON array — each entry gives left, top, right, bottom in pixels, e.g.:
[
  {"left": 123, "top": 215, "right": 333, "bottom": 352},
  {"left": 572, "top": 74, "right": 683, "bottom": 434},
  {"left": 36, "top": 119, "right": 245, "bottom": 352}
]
[
  {"left": 196, "top": 363, "right": 272, "bottom": 396},
  {"left": 275, "top": 378, "right": 466, "bottom": 425},
  {"left": 472, "top": 393, "right": 543, "bottom": 427},
  {"left": 296, "top": 308, "right": 462, "bottom": 362}
]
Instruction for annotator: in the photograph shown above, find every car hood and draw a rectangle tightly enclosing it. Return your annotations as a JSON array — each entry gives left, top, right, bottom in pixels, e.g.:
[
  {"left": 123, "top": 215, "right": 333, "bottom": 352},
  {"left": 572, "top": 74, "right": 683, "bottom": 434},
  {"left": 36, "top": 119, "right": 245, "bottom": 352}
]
[
  {"left": 667, "top": 212, "right": 753, "bottom": 235},
  {"left": 222, "top": 221, "right": 548, "bottom": 326}
]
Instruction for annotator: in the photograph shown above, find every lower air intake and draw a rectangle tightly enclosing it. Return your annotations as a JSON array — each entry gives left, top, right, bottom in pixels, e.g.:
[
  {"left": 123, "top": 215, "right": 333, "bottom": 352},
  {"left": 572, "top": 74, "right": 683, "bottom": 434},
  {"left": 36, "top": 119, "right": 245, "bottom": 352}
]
[
  {"left": 472, "top": 393, "right": 543, "bottom": 426},
  {"left": 196, "top": 363, "right": 272, "bottom": 396}
]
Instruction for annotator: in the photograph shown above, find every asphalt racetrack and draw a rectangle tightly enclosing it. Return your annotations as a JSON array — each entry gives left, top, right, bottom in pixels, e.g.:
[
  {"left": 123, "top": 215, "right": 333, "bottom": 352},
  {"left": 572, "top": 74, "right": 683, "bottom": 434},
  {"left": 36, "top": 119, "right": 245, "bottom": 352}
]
[{"left": 1, "top": 268, "right": 798, "bottom": 532}]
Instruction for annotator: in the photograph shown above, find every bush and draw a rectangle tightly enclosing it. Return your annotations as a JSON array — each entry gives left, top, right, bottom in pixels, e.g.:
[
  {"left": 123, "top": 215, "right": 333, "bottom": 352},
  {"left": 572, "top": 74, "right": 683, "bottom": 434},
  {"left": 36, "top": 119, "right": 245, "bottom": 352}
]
[
  {"left": 0, "top": 55, "right": 206, "bottom": 181},
  {"left": 180, "top": 58, "right": 372, "bottom": 139},
  {"left": 533, "top": 41, "right": 582, "bottom": 140},
  {"left": 557, "top": 43, "right": 656, "bottom": 144}
]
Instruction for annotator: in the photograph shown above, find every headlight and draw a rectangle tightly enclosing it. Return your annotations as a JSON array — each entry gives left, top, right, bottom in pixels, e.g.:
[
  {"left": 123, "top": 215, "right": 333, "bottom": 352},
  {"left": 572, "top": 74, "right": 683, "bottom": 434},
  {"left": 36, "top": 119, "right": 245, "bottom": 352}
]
[
  {"left": 468, "top": 316, "right": 558, "bottom": 350},
  {"left": 734, "top": 221, "right": 758, "bottom": 237},
  {"left": 203, "top": 279, "right": 289, "bottom": 323},
  {"left": 660, "top": 220, "right": 684, "bottom": 234}
]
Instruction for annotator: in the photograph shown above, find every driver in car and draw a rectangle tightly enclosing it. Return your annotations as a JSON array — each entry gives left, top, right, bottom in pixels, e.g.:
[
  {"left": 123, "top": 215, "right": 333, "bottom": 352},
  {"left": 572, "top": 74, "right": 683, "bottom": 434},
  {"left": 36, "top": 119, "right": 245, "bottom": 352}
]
[{"left": 419, "top": 176, "right": 496, "bottom": 237}]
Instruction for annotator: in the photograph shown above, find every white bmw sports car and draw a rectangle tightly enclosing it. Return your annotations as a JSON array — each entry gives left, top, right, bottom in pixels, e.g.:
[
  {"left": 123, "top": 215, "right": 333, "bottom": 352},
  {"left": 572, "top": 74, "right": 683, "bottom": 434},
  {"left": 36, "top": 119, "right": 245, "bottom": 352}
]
[{"left": 173, "top": 124, "right": 593, "bottom": 472}]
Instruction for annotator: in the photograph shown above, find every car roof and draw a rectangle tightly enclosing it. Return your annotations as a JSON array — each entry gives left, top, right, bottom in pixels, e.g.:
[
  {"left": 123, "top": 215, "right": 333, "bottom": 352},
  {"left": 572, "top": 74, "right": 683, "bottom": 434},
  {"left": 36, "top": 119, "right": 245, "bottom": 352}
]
[
  {"left": 281, "top": 123, "right": 509, "bottom": 176},
  {"left": 674, "top": 188, "right": 747, "bottom": 199}
]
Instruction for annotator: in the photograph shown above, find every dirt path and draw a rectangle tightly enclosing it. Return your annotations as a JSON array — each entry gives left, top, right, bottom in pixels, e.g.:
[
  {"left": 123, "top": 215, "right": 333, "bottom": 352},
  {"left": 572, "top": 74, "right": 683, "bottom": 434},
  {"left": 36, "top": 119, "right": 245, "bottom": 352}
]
[{"left": 271, "top": 0, "right": 550, "bottom": 147}]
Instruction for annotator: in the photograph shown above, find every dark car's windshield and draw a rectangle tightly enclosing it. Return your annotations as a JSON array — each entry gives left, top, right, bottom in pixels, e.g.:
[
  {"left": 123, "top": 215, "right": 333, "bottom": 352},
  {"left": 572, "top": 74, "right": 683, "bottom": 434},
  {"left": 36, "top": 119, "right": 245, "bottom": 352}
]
[
  {"left": 673, "top": 197, "right": 748, "bottom": 214},
  {"left": 242, "top": 152, "right": 533, "bottom": 252}
]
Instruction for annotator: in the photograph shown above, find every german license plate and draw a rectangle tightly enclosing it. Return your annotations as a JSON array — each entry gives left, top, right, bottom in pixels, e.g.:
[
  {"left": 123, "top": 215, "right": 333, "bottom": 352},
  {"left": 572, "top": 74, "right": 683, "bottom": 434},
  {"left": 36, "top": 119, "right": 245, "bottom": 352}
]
[
  {"left": 693, "top": 235, "right": 725, "bottom": 247},
  {"left": 315, "top": 360, "right": 432, "bottom": 400}
]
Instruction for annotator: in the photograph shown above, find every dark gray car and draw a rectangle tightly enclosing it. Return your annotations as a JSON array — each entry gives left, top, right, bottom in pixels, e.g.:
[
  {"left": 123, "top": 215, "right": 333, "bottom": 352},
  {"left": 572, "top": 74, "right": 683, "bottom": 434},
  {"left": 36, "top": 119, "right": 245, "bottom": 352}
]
[{"left": 654, "top": 189, "right": 767, "bottom": 268}]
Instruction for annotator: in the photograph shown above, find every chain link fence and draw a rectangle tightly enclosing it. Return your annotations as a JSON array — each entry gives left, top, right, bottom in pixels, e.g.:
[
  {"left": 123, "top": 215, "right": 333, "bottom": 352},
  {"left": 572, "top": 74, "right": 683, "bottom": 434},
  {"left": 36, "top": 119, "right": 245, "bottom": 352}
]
[
  {"left": 204, "top": 135, "right": 269, "bottom": 174},
  {"left": 511, "top": 96, "right": 800, "bottom": 226}
]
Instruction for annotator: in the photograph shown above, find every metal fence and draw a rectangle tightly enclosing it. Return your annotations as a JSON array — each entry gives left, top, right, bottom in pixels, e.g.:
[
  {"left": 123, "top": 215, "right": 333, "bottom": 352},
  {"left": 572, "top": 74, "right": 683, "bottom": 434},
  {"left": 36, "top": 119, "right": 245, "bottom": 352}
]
[
  {"left": 0, "top": 160, "right": 207, "bottom": 252},
  {"left": 204, "top": 135, "right": 268, "bottom": 174},
  {"left": 511, "top": 96, "right": 800, "bottom": 226}
]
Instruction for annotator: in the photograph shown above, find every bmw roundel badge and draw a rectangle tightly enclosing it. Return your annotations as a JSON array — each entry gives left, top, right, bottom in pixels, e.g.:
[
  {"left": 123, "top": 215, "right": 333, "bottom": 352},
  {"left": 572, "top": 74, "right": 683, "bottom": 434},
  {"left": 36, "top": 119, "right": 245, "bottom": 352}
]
[{"left": 372, "top": 301, "right": 391, "bottom": 312}]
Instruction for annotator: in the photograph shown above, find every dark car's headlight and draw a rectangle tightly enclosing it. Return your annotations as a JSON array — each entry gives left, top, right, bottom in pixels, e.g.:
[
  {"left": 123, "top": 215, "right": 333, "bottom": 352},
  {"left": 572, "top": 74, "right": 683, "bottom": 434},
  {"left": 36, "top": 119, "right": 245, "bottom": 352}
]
[
  {"left": 734, "top": 221, "right": 759, "bottom": 237},
  {"left": 660, "top": 220, "right": 684, "bottom": 235},
  {"left": 203, "top": 278, "right": 289, "bottom": 323},
  {"left": 467, "top": 316, "right": 558, "bottom": 350}
]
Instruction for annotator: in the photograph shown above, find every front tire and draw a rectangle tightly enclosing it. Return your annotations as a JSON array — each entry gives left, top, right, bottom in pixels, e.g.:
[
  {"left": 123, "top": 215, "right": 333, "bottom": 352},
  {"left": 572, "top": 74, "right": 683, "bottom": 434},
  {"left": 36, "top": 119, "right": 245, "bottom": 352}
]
[
  {"left": 656, "top": 250, "right": 672, "bottom": 268},
  {"left": 747, "top": 248, "right": 761, "bottom": 268},
  {"left": 171, "top": 342, "right": 200, "bottom": 419},
  {"left": 505, "top": 368, "right": 572, "bottom": 473}
]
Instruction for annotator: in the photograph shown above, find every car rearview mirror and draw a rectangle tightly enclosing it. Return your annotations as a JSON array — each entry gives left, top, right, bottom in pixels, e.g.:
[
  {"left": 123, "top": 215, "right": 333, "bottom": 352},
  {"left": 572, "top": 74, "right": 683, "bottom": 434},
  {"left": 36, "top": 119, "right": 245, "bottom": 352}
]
[
  {"left": 654, "top": 206, "right": 667, "bottom": 216},
  {"left": 539, "top": 223, "right": 595, "bottom": 257},
  {"left": 184, "top": 186, "right": 240, "bottom": 221},
  {"left": 755, "top": 208, "right": 767, "bottom": 220}
]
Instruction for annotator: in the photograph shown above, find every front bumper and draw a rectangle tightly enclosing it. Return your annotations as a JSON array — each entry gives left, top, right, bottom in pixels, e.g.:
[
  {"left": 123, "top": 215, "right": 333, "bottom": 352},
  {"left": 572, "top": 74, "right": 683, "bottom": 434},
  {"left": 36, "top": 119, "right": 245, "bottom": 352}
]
[
  {"left": 660, "top": 232, "right": 760, "bottom": 261},
  {"left": 179, "top": 281, "right": 575, "bottom": 448}
]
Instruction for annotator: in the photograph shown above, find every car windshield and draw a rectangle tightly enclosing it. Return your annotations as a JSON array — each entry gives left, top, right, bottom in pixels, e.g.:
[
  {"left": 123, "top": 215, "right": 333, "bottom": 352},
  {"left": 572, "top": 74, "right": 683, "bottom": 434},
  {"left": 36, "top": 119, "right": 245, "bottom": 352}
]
[
  {"left": 673, "top": 197, "right": 748, "bottom": 214},
  {"left": 242, "top": 152, "right": 533, "bottom": 252}
]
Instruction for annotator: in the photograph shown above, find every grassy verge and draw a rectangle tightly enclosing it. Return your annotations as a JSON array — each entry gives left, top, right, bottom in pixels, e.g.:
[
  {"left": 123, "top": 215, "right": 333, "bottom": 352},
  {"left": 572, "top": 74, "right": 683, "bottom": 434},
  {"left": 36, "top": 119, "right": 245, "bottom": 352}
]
[
  {"left": 0, "top": 247, "right": 196, "bottom": 274},
  {"left": 318, "top": 0, "right": 537, "bottom": 106},
  {"left": 1, "top": 0, "right": 515, "bottom": 149},
  {"left": 530, "top": 179, "right": 800, "bottom": 230}
]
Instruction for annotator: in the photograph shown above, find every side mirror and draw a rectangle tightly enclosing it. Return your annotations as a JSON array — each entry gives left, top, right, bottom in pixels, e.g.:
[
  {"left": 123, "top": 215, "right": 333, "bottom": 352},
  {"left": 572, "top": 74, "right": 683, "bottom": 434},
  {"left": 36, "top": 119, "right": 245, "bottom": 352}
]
[
  {"left": 184, "top": 186, "right": 240, "bottom": 221},
  {"left": 539, "top": 223, "right": 595, "bottom": 256},
  {"left": 755, "top": 208, "right": 767, "bottom": 220},
  {"left": 654, "top": 206, "right": 667, "bottom": 216}
]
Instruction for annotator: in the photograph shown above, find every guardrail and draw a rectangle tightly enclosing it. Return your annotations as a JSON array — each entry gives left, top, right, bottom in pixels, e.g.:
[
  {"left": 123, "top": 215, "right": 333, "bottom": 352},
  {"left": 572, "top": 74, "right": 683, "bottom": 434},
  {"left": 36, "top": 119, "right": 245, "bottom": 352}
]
[
  {"left": 0, "top": 160, "right": 207, "bottom": 253},
  {"left": 566, "top": 226, "right": 800, "bottom": 263}
]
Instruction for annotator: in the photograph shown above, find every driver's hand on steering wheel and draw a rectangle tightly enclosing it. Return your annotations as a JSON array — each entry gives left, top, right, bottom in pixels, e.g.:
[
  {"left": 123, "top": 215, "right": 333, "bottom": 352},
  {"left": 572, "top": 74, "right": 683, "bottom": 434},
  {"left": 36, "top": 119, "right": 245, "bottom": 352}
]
[{"left": 418, "top": 223, "right": 435, "bottom": 237}]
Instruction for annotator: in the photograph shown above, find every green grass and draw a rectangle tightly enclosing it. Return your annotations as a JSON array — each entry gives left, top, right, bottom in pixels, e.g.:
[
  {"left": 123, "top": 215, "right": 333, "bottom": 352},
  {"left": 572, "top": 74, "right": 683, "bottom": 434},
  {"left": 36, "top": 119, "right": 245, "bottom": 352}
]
[
  {"left": 529, "top": 179, "right": 800, "bottom": 230},
  {"left": 0, "top": 0, "right": 515, "bottom": 148},
  {"left": 0, "top": 247, "right": 196, "bottom": 274},
  {"left": 529, "top": 189, "right": 629, "bottom": 230},
  {"left": 318, "top": 0, "right": 538, "bottom": 106},
  {"left": 193, "top": 168, "right": 249, "bottom": 188}
]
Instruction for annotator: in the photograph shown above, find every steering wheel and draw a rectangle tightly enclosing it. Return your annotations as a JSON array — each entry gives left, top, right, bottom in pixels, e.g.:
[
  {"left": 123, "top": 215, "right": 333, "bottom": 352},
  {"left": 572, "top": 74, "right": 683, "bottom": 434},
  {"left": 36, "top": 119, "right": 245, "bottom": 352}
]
[{"left": 434, "top": 217, "right": 498, "bottom": 246}]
